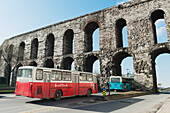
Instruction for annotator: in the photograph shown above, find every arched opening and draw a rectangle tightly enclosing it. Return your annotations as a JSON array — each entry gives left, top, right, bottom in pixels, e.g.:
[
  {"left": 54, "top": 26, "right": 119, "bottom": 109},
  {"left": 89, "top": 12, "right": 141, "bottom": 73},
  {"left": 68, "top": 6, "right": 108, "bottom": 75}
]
[
  {"left": 151, "top": 10, "right": 168, "bottom": 44},
  {"left": 30, "top": 38, "right": 38, "bottom": 59},
  {"left": 151, "top": 48, "right": 170, "bottom": 91},
  {"left": 93, "top": 60, "right": 101, "bottom": 74},
  {"left": 18, "top": 42, "right": 25, "bottom": 61},
  {"left": 83, "top": 55, "right": 100, "bottom": 73},
  {"left": 4, "top": 45, "right": 14, "bottom": 86},
  {"left": 121, "top": 57, "right": 134, "bottom": 77},
  {"left": 84, "top": 22, "right": 99, "bottom": 52},
  {"left": 29, "top": 61, "right": 37, "bottom": 66},
  {"left": 115, "top": 18, "right": 128, "bottom": 48},
  {"left": 62, "top": 57, "right": 74, "bottom": 70},
  {"left": 155, "top": 54, "right": 170, "bottom": 88},
  {"left": 93, "top": 28, "right": 100, "bottom": 51},
  {"left": 12, "top": 63, "right": 22, "bottom": 86},
  {"left": 112, "top": 52, "right": 131, "bottom": 76},
  {"left": 45, "top": 34, "right": 55, "bottom": 57},
  {"left": 44, "top": 59, "right": 54, "bottom": 68},
  {"left": 63, "top": 29, "right": 74, "bottom": 55},
  {"left": 7, "top": 45, "right": 14, "bottom": 61},
  {"left": 4, "top": 63, "right": 11, "bottom": 86},
  {"left": 71, "top": 61, "right": 75, "bottom": 71}
]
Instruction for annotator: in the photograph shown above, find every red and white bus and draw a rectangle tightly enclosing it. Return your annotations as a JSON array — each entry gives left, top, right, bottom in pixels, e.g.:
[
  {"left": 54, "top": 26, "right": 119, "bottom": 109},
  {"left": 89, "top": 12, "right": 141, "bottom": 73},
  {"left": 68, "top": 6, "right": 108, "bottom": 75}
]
[{"left": 15, "top": 66, "right": 99, "bottom": 100}]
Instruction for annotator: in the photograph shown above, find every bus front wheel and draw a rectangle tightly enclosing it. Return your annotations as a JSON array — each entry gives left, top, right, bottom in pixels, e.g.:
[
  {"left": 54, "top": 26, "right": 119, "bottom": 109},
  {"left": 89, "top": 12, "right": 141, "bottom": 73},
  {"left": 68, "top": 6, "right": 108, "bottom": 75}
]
[{"left": 54, "top": 90, "right": 61, "bottom": 101}]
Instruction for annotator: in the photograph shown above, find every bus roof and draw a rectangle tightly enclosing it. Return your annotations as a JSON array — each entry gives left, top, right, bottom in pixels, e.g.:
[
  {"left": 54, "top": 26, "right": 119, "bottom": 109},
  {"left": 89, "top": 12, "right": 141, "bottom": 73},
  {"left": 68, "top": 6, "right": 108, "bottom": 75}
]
[{"left": 18, "top": 66, "right": 100, "bottom": 75}]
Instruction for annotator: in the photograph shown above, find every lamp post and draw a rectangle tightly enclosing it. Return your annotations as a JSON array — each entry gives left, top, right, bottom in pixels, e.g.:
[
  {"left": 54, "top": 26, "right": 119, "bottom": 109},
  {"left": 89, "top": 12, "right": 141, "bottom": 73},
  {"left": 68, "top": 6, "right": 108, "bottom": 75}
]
[
  {"left": 126, "top": 69, "right": 129, "bottom": 77},
  {"left": 106, "top": 67, "right": 111, "bottom": 96}
]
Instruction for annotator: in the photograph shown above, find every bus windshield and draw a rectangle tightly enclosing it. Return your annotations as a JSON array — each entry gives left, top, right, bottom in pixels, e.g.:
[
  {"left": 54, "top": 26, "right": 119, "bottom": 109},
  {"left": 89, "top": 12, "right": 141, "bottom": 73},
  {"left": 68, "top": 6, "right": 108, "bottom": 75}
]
[
  {"left": 18, "top": 69, "right": 32, "bottom": 78},
  {"left": 111, "top": 78, "right": 120, "bottom": 83}
]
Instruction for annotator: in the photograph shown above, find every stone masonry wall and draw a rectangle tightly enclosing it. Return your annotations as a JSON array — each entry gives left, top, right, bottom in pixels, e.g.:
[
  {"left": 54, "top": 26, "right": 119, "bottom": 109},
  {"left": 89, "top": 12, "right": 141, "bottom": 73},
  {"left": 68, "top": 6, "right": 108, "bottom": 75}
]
[{"left": 0, "top": 0, "right": 170, "bottom": 91}]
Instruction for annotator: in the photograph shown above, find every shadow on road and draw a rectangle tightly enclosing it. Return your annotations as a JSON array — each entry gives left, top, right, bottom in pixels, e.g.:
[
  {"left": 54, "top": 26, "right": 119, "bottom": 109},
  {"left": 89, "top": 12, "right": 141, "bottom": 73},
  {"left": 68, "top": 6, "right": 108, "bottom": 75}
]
[
  {"left": 69, "top": 98, "right": 144, "bottom": 112},
  {"left": 26, "top": 95, "right": 144, "bottom": 112},
  {"left": 26, "top": 95, "right": 101, "bottom": 106}
]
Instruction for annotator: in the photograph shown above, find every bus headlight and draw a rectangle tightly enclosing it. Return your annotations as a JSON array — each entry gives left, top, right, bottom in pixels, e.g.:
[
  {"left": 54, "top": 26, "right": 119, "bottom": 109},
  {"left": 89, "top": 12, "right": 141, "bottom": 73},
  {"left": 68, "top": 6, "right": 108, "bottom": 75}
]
[{"left": 29, "top": 83, "right": 33, "bottom": 91}]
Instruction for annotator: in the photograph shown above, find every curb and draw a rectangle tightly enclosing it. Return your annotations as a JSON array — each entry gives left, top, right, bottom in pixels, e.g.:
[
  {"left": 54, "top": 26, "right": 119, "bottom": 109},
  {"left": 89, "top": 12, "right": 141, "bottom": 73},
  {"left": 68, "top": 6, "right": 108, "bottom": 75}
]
[{"left": 98, "top": 91, "right": 155, "bottom": 101}]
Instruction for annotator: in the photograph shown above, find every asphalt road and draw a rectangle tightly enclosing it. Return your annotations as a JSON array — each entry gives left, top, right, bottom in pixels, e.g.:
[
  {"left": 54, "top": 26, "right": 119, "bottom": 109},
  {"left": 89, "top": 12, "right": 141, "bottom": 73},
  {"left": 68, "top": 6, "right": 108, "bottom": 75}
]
[{"left": 0, "top": 92, "right": 170, "bottom": 113}]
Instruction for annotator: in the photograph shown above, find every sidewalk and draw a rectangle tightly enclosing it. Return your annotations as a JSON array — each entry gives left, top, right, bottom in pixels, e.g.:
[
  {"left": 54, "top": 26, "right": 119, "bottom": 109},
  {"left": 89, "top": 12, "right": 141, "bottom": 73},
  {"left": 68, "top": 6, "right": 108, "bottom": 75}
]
[{"left": 157, "top": 99, "right": 170, "bottom": 113}]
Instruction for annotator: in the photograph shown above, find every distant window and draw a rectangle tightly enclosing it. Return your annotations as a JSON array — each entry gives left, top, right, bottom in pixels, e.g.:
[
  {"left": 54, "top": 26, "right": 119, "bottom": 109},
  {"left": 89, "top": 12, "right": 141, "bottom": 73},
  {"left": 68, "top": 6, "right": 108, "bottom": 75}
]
[
  {"left": 36, "top": 69, "right": 43, "bottom": 80},
  {"left": 111, "top": 78, "right": 120, "bottom": 83},
  {"left": 52, "top": 71, "right": 62, "bottom": 81},
  {"left": 87, "top": 74, "right": 93, "bottom": 81},
  {"left": 62, "top": 72, "right": 71, "bottom": 81},
  {"left": 80, "top": 73, "right": 86, "bottom": 81}
]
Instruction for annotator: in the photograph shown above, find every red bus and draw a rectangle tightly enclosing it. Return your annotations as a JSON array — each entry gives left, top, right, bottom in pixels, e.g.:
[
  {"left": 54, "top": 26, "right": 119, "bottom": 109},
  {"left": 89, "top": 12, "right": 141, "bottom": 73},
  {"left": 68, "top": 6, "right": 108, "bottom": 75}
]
[{"left": 15, "top": 66, "right": 98, "bottom": 100}]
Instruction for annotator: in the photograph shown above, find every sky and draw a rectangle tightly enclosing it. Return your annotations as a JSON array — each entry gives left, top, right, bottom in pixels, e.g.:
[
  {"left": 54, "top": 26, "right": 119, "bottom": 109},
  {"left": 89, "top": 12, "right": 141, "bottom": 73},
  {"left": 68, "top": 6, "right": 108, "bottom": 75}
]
[
  {"left": 0, "top": 0, "right": 130, "bottom": 45},
  {"left": 0, "top": 0, "right": 169, "bottom": 87}
]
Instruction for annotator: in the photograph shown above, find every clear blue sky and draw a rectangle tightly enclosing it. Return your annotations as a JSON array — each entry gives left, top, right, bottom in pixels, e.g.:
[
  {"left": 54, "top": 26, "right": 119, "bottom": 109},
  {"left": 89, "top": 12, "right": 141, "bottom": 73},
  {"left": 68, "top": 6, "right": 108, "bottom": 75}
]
[
  {"left": 0, "top": 0, "right": 130, "bottom": 45},
  {"left": 0, "top": 0, "right": 169, "bottom": 87}
]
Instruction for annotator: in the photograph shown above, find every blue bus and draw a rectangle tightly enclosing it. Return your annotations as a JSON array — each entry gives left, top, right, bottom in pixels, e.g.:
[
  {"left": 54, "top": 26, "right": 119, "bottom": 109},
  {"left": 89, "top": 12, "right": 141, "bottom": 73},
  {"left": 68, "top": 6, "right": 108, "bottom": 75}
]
[{"left": 109, "top": 76, "right": 134, "bottom": 91}]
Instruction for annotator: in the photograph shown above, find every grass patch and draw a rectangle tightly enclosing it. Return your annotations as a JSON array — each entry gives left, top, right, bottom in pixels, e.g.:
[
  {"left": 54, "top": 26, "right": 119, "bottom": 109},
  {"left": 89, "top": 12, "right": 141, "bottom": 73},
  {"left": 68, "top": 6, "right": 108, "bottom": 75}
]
[{"left": 0, "top": 90, "right": 15, "bottom": 93}]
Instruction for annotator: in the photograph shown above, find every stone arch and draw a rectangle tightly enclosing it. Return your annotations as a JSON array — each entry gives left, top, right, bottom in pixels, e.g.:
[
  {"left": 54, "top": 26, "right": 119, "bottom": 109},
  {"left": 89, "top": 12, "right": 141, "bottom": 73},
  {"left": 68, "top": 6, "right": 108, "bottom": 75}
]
[
  {"left": 45, "top": 33, "right": 55, "bottom": 57},
  {"left": 4, "top": 44, "right": 14, "bottom": 85},
  {"left": 61, "top": 57, "right": 74, "bottom": 70},
  {"left": 112, "top": 51, "right": 131, "bottom": 76},
  {"left": 83, "top": 21, "right": 99, "bottom": 52},
  {"left": 115, "top": 18, "right": 127, "bottom": 48},
  {"left": 7, "top": 44, "right": 14, "bottom": 61},
  {"left": 150, "top": 47, "right": 170, "bottom": 91},
  {"left": 30, "top": 38, "right": 38, "bottom": 59},
  {"left": 63, "top": 29, "right": 74, "bottom": 55},
  {"left": 4, "top": 63, "right": 11, "bottom": 86},
  {"left": 29, "top": 61, "right": 37, "bottom": 66},
  {"left": 151, "top": 9, "right": 167, "bottom": 44},
  {"left": 44, "top": 59, "right": 54, "bottom": 68},
  {"left": 12, "top": 63, "right": 23, "bottom": 86},
  {"left": 83, "top": 54, "right": 100, "bottom": 73},
  {"left": 18, "top": 42, "right": 25, "bottom": 61}
]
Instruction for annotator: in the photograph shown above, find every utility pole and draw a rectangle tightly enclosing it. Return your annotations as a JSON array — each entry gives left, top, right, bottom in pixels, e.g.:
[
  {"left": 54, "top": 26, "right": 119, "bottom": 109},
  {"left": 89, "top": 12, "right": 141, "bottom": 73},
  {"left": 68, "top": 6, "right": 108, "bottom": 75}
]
[
  {"left": 106, "top": 67, "right": 111, "bottom": 96},
  {"left": 126, "top": 69, "right": 129, "bottom": 77}
]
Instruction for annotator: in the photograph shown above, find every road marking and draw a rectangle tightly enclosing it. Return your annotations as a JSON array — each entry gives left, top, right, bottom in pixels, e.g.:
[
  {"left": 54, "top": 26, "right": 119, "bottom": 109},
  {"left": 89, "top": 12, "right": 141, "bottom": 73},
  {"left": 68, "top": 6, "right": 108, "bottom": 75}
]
[
  {"left": 20, "top": 106, "right": 63, "bottom": 113},
  {"left": 0, "top": 99, "right": 8, "bottom": 101}
]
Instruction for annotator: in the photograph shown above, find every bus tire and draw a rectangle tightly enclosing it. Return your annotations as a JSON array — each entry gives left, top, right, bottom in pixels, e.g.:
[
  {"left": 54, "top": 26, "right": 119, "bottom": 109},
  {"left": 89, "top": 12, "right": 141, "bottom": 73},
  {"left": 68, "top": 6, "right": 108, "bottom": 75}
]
[
  {"left": 54, "top": 90, "right": 61, "bottom": 101},
  {"left": 87, "top": 89, "right": 92, "bottom": 97}
]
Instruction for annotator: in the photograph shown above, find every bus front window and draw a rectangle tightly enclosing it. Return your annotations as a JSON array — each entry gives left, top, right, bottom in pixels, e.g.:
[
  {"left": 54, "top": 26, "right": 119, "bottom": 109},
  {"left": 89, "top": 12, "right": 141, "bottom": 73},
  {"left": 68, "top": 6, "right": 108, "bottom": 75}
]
[
  {"left": 111, "top": 78, "right": 120, "bottom": 83},
  {"left": 18, "top": 69, "right": 32, "bottom": 78}
]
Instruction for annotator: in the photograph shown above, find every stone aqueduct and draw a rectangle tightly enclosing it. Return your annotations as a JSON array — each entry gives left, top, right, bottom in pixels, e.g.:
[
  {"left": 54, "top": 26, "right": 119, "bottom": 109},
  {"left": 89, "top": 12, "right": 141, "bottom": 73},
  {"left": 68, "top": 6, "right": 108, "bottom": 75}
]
[{"left": 0, "top": 0, "right": 170, "bottom": 91}]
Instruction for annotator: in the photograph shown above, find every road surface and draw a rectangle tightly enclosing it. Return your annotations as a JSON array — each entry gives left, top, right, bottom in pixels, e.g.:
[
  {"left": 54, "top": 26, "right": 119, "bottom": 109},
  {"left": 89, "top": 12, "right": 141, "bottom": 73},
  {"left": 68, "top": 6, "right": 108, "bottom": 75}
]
[{"left": 0, "top": 92, "right": 169, "bottom": 113}]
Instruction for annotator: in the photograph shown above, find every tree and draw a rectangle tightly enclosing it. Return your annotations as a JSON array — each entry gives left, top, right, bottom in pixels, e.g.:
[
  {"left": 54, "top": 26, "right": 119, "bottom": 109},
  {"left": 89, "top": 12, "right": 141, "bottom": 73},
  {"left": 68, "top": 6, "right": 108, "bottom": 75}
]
[{"left": 1, "top": 44, "right": 21, "bottom": 86}]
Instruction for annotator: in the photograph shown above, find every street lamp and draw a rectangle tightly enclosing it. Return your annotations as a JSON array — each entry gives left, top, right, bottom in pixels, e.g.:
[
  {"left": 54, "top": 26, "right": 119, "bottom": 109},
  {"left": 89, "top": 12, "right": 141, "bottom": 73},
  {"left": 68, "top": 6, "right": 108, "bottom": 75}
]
[{"left": 126, "top": 69, "right": 129, "bottom": 77}]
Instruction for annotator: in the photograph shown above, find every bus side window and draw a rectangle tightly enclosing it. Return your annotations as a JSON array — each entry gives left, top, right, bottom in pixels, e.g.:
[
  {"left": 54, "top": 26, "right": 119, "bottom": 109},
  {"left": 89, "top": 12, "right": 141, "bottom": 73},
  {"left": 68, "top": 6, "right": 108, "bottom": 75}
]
[
  {"left": 52, "top": 71, "right": 62, "bottom": 81},
  {"left": 36, "top": 69, "right": 43, "bottom": 80},
  {"left": 80, "top": 73, "right": 86, "bottom": 81},
  {"left": 62, "top": 72, "right": 71, "bottom": 81},
  {"left": 93, "top": 75, "right": 97, "bottom": 83},
  {"left": 87, "top": 74, "right": 93, "bottom": 81}
]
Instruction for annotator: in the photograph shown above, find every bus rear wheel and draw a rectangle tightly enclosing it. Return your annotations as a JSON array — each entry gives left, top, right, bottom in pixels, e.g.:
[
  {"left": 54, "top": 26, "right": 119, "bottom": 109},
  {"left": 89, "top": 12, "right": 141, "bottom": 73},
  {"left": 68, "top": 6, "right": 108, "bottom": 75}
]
[
  {"left": 54, "top": 90, "right": 61, "bottom": 101},
  {"left": 87, "top": 89, "right": 92, "bottom": 97}
]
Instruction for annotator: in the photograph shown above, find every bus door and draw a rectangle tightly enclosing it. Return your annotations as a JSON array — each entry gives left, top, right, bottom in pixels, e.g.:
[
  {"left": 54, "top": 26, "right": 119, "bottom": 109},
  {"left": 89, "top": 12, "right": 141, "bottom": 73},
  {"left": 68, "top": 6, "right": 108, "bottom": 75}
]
[
  {"left": 72, "top": 74, "right": 79, "bottom": 95},
  {"left": 43, "top": 71, "right": 51, "bottom": 98}
]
